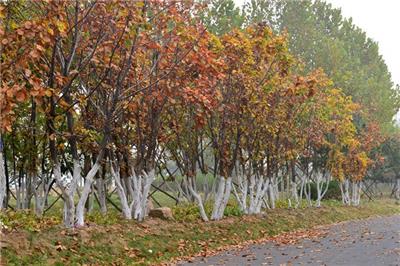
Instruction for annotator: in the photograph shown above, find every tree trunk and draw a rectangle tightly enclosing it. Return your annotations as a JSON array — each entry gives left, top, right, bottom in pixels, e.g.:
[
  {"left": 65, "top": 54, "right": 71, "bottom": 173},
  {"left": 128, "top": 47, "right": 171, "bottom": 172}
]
[
  {"left": 394, "top": 177, "right": 400, "bottom": 204},
  {"left": 21, "top": 174, "right": 26, "bottom": 209},
  {"left": 76, "top": 161, "right": 101, "bottom": 227},
  {"left": 0, "top": 137, "right": 7, "bottom": 210},
  {"left": 53, "top": 162, "right": 75, "bottom": 228},
  {"left": 187, "top": 177, "right": 209, "bottom": 222},
  {"left": 350, "top": 181, "right": 362, "bottom": 206},
  {"left": 33, "top": 173, "right": 46, "bottom": 217},
  {"left": 396, "top": 178, "right": 400, "bottom": 202},
  {"left": 232, "top": 173, "right": 248, "bottom": 213},
  {"left": 0, "top": 138, "right": 6, "bottom": 209},
  {"left": 96, "top": 176, "right": 107, "bottom": 215},
  {"left": 110, "top": 163, "right": 132, "bottom": 219},
  {"left": 211, "top": 176, "right": 225, "bottom": 219},
  {"left": 315, "top": 172, "right": 330, "bottom": 207},
  {"left": 211, "top": 176, "right": 232, "bottom": 220},
  {"left": 86, "top": 188, "right": 94, "bottom": 214},
  {"left": 340, "top": 179, "right": 350, "bottom": 206},
  {"left": 291, "top": 181, "right": 299, "bottom": 208},
  {"left": 247, "top": 175, "right": 256, "bottom": 213},
  {"left": 304, "top": 180, "right": 312, "bottom": 206},
  {"left": 268, "top": 179, "right": 276, "bottom": 209},
  {"left": 217, "top": 177, "right": 232, "bottom": 218},
  {"left": 132, "top": 170, "right": 154, "bottom": 222}
]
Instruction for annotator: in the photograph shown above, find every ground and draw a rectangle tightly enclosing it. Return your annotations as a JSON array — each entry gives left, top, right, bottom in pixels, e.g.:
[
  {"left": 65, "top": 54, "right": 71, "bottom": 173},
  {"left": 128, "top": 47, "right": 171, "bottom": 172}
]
[{"left": 0, "top": 199, "right": 399, "bottom": 265}]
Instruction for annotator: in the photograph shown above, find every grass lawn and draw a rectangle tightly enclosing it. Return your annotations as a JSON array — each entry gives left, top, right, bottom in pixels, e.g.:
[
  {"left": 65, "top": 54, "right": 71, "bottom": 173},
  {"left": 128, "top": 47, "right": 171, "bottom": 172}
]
[{"left": 0, "top": 199, "right": 399, "bottom": 265}]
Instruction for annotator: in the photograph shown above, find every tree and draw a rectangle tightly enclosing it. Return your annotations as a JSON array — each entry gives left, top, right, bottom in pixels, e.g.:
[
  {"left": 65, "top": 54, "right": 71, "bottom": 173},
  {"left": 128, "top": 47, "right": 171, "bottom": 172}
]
[
  {"left": 1, "top": 0, "right": 396, "bottom": 227},
  {"left": 243, "top": 0, "right": 399, "bottom": 132},
  {"left": 201, "top": 0, "right": 245, "bottom": 35}
]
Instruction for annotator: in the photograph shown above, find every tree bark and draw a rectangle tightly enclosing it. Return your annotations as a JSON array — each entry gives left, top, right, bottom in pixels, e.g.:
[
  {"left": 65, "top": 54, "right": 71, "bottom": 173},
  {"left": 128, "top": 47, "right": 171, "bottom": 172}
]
[
  {"left": 53, "top": 162, "right": 75, "bottom": 228},
  {"left": 187, "top": 177, "right": 209, "bottom": 222},
  {"left": 232, "top": 172, "right": 248, "bottom": 213},
  {"left": 132, "top": 169, "right": 154, "bottom": 222},
  {"left": 268, "top": 179, "right": 276, "bottom": 209},
  {"left": 76, "top": 161, "right": 101, "bottom": 226},
  {"left": 340, "top": 179, "right": 350, "bottom": 206},
  {"left": 0, "top": 138, "right": 6, "bottom": 209},
  {"left": 96, "top": 175, "right": 107, "bottom": 215},
  {"left": 110, "top": 162, "right": 132, "bottom": 219},
  {"left": 211, "top": 176, "right": 232, "bottom": 220}
]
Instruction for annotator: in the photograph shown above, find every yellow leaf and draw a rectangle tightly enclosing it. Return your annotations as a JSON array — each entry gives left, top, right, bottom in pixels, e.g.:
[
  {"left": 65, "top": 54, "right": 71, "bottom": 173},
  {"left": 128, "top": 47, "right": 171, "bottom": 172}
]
[
  {"left": 56, "top": 21, "right": 66, "bottom": 33},
  {"left": 47, "top": 28, "right": 54, "bottom": 35}
]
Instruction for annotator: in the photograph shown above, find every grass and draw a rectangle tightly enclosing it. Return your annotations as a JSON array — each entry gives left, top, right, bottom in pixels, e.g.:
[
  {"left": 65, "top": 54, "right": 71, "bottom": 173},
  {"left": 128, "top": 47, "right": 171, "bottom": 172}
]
[{"left": 0, "top": 199, "right": 399, "bottom": 265}]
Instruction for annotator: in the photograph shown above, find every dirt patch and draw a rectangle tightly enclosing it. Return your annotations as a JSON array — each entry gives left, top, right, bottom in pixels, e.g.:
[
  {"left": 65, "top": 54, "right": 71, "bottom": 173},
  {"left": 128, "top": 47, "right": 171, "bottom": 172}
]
[{"left": 2, "top": 231, "right": 30, "bottom": 252}]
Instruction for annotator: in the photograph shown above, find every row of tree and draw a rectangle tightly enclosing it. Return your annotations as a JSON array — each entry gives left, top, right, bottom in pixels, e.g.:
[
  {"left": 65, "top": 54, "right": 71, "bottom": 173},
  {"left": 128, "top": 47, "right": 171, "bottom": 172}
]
[
  {"left": 0, "top": 1, "right": 398, "bottom": 228},
  {"left": 204, "top": 0, "right": 400, "bottom": 201}
]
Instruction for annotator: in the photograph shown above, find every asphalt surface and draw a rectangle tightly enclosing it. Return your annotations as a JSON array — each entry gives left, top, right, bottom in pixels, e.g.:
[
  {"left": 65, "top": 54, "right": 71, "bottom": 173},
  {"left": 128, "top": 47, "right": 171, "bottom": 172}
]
[{"left": 179, "top": 215, "right": 400, "bottom": 266}]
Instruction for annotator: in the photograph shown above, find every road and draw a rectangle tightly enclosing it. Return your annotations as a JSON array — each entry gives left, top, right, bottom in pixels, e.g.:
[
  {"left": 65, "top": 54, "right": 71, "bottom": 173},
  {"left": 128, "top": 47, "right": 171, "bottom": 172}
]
[{"left": 179, "top": 215, "right": 400, "bottom": 266}]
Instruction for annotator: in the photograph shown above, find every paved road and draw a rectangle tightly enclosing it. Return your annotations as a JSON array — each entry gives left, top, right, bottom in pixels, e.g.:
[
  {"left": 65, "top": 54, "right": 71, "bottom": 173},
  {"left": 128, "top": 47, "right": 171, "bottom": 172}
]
[{"left": 180, "top": 215, "right": 400, "bottom": 266}]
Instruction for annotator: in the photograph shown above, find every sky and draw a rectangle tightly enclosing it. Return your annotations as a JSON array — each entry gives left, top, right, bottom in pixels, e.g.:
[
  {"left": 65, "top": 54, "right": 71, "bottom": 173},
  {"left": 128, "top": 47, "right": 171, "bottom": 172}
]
[
  {"left": 325, "top": 0, "right": 400, "bottom": 86},
  {"left": 234, "top": 0, "right": 400, "bottom": 86}
]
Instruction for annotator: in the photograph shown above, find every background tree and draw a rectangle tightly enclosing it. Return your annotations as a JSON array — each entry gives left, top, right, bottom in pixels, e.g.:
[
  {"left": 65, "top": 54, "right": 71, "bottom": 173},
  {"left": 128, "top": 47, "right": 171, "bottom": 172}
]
[{"left": 201, "top": 0, "right": 245, "bottom": 35}]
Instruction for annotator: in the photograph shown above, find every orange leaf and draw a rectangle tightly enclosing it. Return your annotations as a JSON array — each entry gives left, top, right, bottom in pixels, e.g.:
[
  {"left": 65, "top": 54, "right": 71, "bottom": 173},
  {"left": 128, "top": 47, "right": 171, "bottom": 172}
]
[
  {"left": 16, "top": 91, "right": 27, "bottom": 102},
  {"left": 30, "top": 89, "right": 39, "bottom": 96}
]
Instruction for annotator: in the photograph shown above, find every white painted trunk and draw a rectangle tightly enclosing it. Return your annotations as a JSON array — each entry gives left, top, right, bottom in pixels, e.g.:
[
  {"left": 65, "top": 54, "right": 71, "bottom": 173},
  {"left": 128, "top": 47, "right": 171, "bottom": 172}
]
[
  {"left": 132, "top": 170, "right": 154, "bottom": 222},
  {"left": 250, "top": 176, "right": 269, "bottom": 214},
  {"left": 315, "top": 173, "right": 330, "bottom": 208},
  {"left": 96, "top": 177, "right": 107, "bottom": 215},
  {"left": 75, "top": 162, "right": 101, "bottom": 227},
  {"left": 316, "top": 176, "right": 321, "bottom": 208},
  {"left": 275, "top": 177, "right": 281, "bottom": 201},
  {"left": 211, "top": 176, "right": 232, "bottom": 220},
  {"left": 186, "top": 177, "right": 209, "bottom": 222},
  {"left": 86, "top": 188, "right": 94, "bottom": 214},
  {"left": 64, "top": 194, "right": 76, "bottom": 228},
  {"left": 0, "top": 151, "right": 6, "bottom": 209},
  {"left": 233, "top": 175, "right": 268, "bottom": 214},
  {"left": 217, "top": 177, "right": 232, "bottom": 218},
  {"left": 291, "top": 181, "right": 299, "bottom": 208},
  {"left": 121, "top": 178, "right": 128, "bottom": 201},
  {"left": 340, "top": 179, "right": 350, "bottom": 206},
  {"left": 247, "top": 175, "right": 256, "bottom": 213},
  {"left": 53, "top": 162, "right": 75, "bottom": 228},
  {"left": 351, "top": 181, "right": 362, "bottom": 206},
  {"left": 33, "top": 174, "right": 46, "bottom": 217},
  {"left": 211, "top": 176, "right": 225, "bottom": 219},
  {"left": 396, "top": 178, "right": 400, "bottom": 201},
  {"left": 71, "top": 159, "right": 81, "bottom": 198},
  {"left": 249, "top": 175, "right": 263, "bottom": 214},
  {"left": 299, "top": 177, "right": 305, "bottom": 201},
  {"left": 34, "top": 198, "right": 45, "bottom": 216},
  {"left": 241, "top": 178, "right": 248, "bottom": 212},
  {"left": 255, "top": 179, "right": 269, "bottom": 213},
  {"left": 268, "top": 179, "right": 276, "bottom": 209},
  {"left": 305, "top": 181, "right": 312, "bottom": 206},
  {"left": 110, "top": 163, "right": 132, "bottom": 219},
  {"left": 125, "top": 176, "right": 135, "bottom": 202},
  {"left": 232, "top": 173, "right": 248, "bottom": 213}
]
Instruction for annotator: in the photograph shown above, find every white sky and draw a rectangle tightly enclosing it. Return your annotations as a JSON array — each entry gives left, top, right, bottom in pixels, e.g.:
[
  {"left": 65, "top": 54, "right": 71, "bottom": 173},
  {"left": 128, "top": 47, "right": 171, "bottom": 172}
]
[
  {"left": 234, "top": 0, "right": 400, "bottom": 86},
  {"left": 325, "top": 0, "right": 400, "bottom": 86}
]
